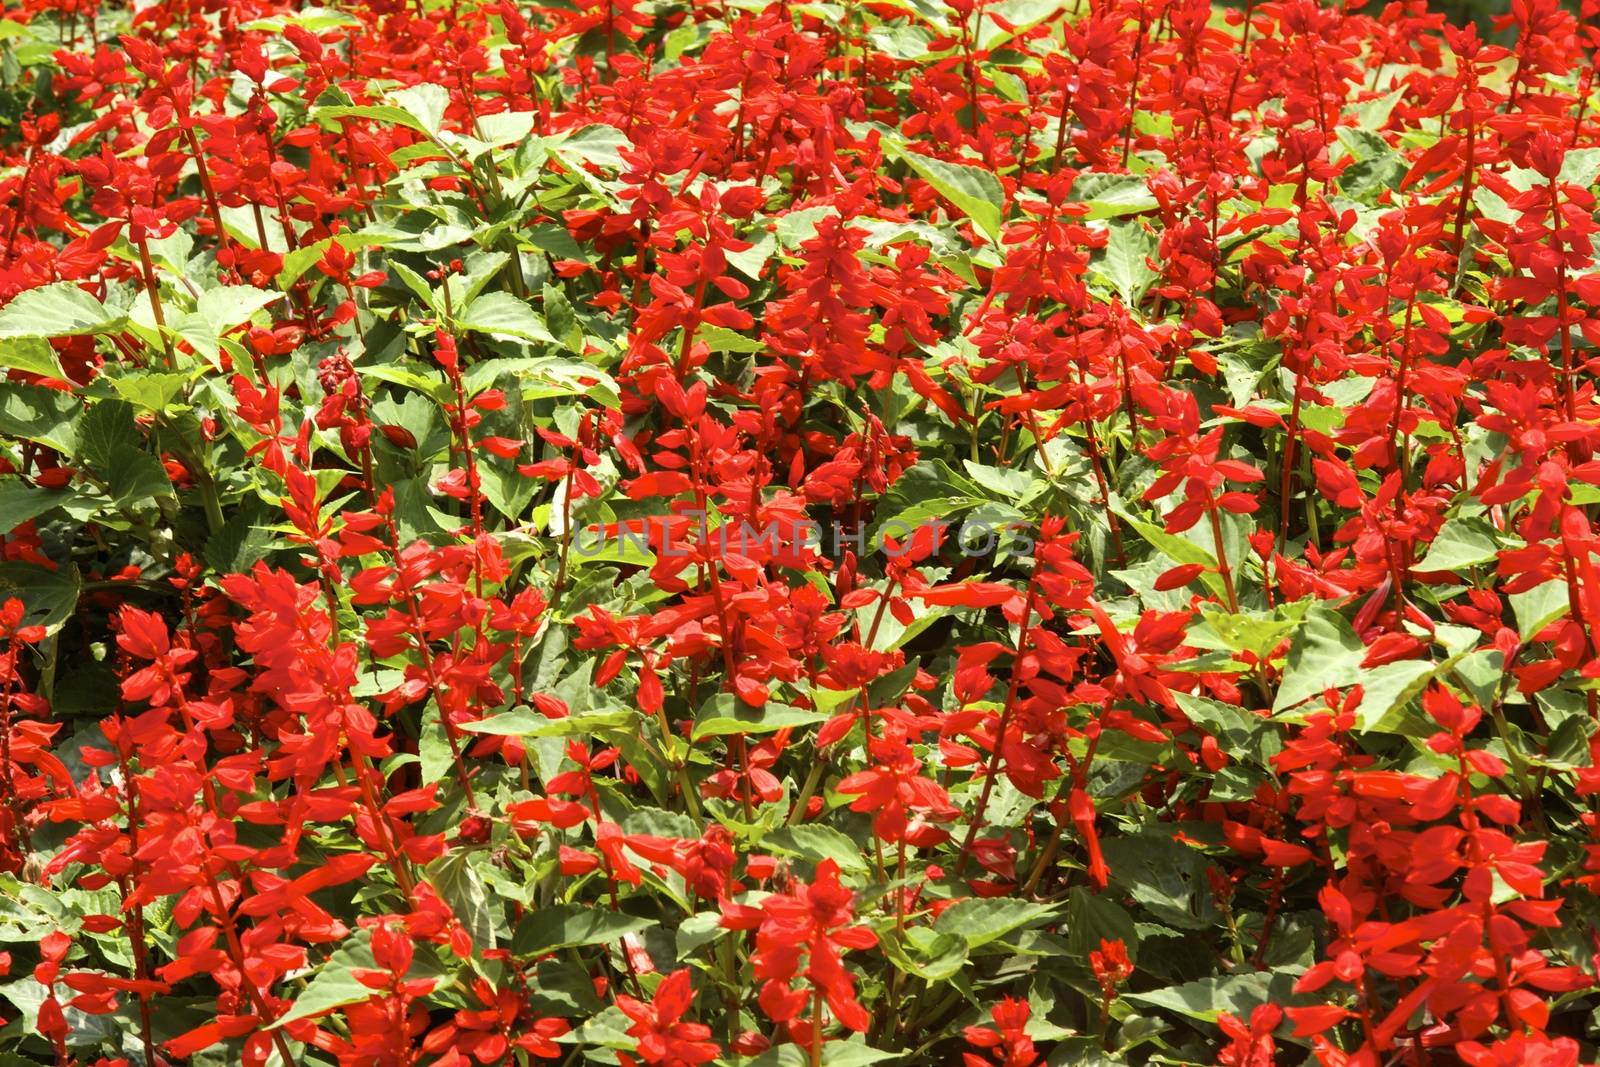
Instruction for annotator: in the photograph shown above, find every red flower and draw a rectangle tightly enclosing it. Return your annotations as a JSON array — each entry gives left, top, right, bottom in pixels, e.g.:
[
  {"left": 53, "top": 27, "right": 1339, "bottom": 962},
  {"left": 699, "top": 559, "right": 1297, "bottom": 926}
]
[
  {"left": 616, "top": 970, "right": 720, "bottom": 1067},
  {"left": 723, "top": 859, "right": 877, "bottom": 1042}
]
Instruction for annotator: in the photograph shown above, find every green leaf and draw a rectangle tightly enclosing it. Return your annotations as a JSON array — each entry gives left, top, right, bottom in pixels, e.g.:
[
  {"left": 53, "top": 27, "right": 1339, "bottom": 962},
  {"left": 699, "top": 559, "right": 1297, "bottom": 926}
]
[
  {"left": 1099, "top": 831, "right": 1214, "bottom": 930},
  {"left": 701, "top": 324, "right": 764, "bottom": 353},
  {"left": 277, "top": 237, "right": 335, "bottom": 287},
  {"left": 272, "top": 930, "right": 446, "bottom": 1028},
  {"left": 621, "top": 806, "right": 701, "bottom": 839},
  {"left": 1126, "top": 968, "right": 1305, "bottom": 1025},
  {"left": 359, "top": 361, "right": 448, "bottom": 400},
  {"left": 1070, "top": 173, "right": 1158, "bottom": 219},
  {"left": 389, "top": 83, "right": 450, "bottom": 138},
  {"left": 675, "top": 912, "right": 726, "bottom": 957},
  {"left": 0, "top": 481, "right": 72, "bottom": 533},
  {"left": 444, "top": 252, "right": 510, "bottom": 311},
  {"left": 762, "top": 825, "right": 872, "bottom": 874},
  {"left": 1512, "top": 579, "right": 1570, "bottom": 641},
  {"left": 1560, "top": 148, "right": 1600, "bottom": 189},
  {"left": 883, "top": 927, "right": 967, "bottom": 981},
  {"left": 776, "top": 206, "right": 838, "bottom": 248},
  {"left": 726, "top": 230, "right": 777, "bottom": 279},
  {"left": 315, "top": 84, "right": 450, "bottom": 141},
  {"left": 0, "top": 282, "right": 126, "bottom": 339},
  {"left": 1097, "top": 221, "right": 1158, "bottom": 304},
  {"left": 0, "top": 383, "right": 80, "bottom": 454},
  {"left": 0, "top": 563, "right": 81, "bottom": 633},
  {"left": 107, "top": 449, "right": 173, "bottom": 507},
  {"left": 542, "top": 283, "right": 583, "bottom": 352},
  {"left": 554, "top": 124, "right": 631, "bottom": 171},
  {"left": 468, "top": 355, "right": 618, "bottom": 407},
  {"left": 315, "top": 102, "right": 434, "bottom": 136},
  {"left": 1355, "top": 86, "right": 1404, "bottom": 131},
  {"left": 196, "top": 285, "right": 282, "bottom": 331},
  {"left": 1537, "top": 715, "right": 1595, "bottom": 771},
  {"left": 1187, "top": 601, "right": 1307, "bottom": 661},
  {"left": 566, "top": 527, "right": 656, "bottom": 568},
  {"left": 456, "top": 292, "right": 556, "bottom": 343},
  {"left": 463, "top": 707, "right": 636, "bottom": 737},
  {"left": 891, "top": 149, "right": 1005, "bottom": 242},
  {"left": 428, "top": 852, "right": 498, "bottom": 952},
  {"left": 0, "top": 337, "right": 67, "bottom": 378},
  {"left": 1415, "top": 514, "right": 1502, "bottom": 572},
  {"left": 1064, "top": 886, "right": 1139, "bottom": 963},
  {"left": 873, "top": 496, "right": 982, "bottom": 551},
  {"left": 979, "top": 0, "right": 1065, "bottom": 46},
  {"left": 389, "top": 260, "right": 438, "bottom": 314},
  {"left": 1354, "top": 656, "right": 1452, "bottom": 735},
  {"left": 470, "top": 110, "right": 540, "bottom": 149},
  {"left": 743, "top": 1039, "right": 902, "bottom": 1067},
  {"left": 1121, "top": 512, "right": 1215, "bottom": 568},
  {"left": 1114, "top": 505, "right": 1235, "bottom": 606},
  {"left": 204, "top": 512, "right": 275, "bottom": 573},
  {"left": 933, "top": 897, "right": 1059, "bottom": 948},
  {"left": 1272, "top": 603, "right": 1365, "bottom": 714},
  {"left": 1336, "top": 128, "right": 1405, "bottom": 200},
  {"left": 78, "top": 399, "right": 140, "bottom": 470},
  {"left": 511, "top": 904, "right": 657, "bottom": 956},
  {"left": 962, "top": 460, "right": 1035, "bottom": 499},
  {"left": 109, "top": 370, "right": 190, "bottom": 414},
  {"left": 691, "top": 694, "right": 828, "bottom": 740}
]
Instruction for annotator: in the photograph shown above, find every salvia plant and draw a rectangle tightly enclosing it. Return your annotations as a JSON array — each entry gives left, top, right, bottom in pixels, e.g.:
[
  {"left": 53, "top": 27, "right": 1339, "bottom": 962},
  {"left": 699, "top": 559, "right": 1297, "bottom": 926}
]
[{"left": 2, "top": 0, "right": 1600, "bottom": 1063}]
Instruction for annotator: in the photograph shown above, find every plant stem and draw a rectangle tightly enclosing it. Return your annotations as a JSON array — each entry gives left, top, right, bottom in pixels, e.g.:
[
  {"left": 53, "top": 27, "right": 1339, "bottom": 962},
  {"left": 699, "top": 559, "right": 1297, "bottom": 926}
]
[{"left": 954, "top": 569, "right": 1041, "bottom": 875}]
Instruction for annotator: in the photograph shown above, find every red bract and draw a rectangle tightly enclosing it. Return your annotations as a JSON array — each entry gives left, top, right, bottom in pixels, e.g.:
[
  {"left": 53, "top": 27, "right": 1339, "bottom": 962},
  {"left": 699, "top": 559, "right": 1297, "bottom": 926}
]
[
  {"left": 615, "top": 969, "right": 720, "bottom": 1067},
  {"left": 723, "top": 859, "right": 877, "bottom": 1044}
]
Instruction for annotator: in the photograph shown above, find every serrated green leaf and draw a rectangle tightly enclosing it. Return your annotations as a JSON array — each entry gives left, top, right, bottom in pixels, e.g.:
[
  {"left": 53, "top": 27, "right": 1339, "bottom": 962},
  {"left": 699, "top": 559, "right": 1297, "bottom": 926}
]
[
  {"left": 743, "top": 1039, "right": 902, "bottom": 1067},
  {"left": 1097, "top": 221, "right": 1158, "bottom": 304},
  {"left": 892, "top": 149, "right": 1005, "bottom": 242},
  {"left": 511, "top": 904, "right": 657, "bottom": 956},
  {"left": 389, "top": 83, "right": 450, "bottom": 138},
  {"left": 762, "top": 825, "right": 871, "bottom": 874},
  {"left": 700, "top": 324, "right": 764, "bottom": 353},
  {"left": 277, "top": 237, "right": 335, "bottom": 287},
  {"left": 0, "top": 384, "right": 79, "bottom": 455},
  {"left": 196, "top": 285, "right": 282, "bottom": 331},
  {"left": 0, "top": 282, "right": 126, "bottom": 339},
  {"left": 428, "top": 852, "right": 498, "bottom": 952},
  {"left": 555, "top": 124, "right": 631, "bottom": 171},
  {"left": 0, "top": 337, "right": 67, "bottom": 378},
  {"left": 1560, "top": 148, "right": 1600, "bottom": 189},
  {"left": 933, "top": 897, "right": 1059, "bottom": 947},
  {"left": 1415, "top": 514, "right": 1502, "bottom": 572},
  {"left": 77, "top": 399, "right": 140, "bottom": 470},
  {"left": 1099, "top": 831, "right": 1213, "bottom": 930},
  {"left": 0, "top": 562, "right": 80, "bottom": 633},
  {"left": 1126, "top": 968, "right": 1306, "bottom": 1025},
  {"left": 1071, "top": 172, "right": 1158, "bottom": 219},
  {"left": 1272, "top": 603, "right": 1364, "bottom": 714},
  {"left": 463, "top": 706, "right": 636, "bottom": 737},
  {"left": 885, "top": 927, "right": 967, "bottom": 981},
  {"left": 107, "top": 449, "right": 173, "bottom": 507},
  {"left": 456, "top": 291, "right": 556, "bottom": 343},
  {"left": 204, "top": 513, "right": 275, "bottom": 573},
  {"left": 272, "top": 930, "right": 446, "bottom": 1028},
  {"left": 0, "top": 481, "right": 72, "bottom": 533},
  {"left": 109, "top": 371, "right": 189, "bottom": 414},
  {"left": 691, "top": 694, "right": 828, "bottom": 740}
]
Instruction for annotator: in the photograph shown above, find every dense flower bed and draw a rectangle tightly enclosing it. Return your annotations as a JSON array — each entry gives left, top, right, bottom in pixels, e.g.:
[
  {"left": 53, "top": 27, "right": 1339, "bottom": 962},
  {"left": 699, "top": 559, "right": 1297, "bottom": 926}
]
[{"left": 3, "top": 0, "right": 1600, "bottom": 1063}]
